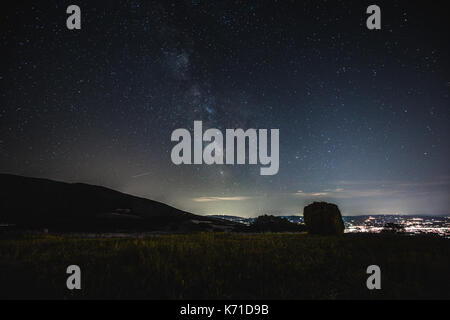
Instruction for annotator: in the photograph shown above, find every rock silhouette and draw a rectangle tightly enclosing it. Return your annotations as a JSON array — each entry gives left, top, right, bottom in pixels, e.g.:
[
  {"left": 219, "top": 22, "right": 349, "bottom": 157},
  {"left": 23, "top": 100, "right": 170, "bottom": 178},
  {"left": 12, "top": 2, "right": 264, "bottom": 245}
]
[{"left": 303, "top": 202, "right": 345, "bottom": 235}]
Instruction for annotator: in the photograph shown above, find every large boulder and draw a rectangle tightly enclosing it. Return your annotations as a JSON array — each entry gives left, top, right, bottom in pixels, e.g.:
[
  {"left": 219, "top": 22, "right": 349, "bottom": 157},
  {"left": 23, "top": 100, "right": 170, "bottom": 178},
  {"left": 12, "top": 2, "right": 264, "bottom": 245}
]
[{"left": 303, "top": 202, "right": 345, "bottom": 235}]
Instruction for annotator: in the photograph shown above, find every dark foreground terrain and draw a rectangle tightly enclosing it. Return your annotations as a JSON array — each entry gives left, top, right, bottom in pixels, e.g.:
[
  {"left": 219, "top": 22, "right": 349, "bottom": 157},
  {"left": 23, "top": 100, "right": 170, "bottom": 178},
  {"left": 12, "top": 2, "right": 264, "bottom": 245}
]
[{"left": 0, "top": 232, "right": 448, "bottom": 299}]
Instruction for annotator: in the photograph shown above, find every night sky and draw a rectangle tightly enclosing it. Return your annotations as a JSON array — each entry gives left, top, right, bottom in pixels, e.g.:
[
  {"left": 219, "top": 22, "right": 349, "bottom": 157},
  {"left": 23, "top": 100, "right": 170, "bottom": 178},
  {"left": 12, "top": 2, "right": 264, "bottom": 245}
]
[{"left": 1, "top": 1, "right": 449, "bottom": 216}]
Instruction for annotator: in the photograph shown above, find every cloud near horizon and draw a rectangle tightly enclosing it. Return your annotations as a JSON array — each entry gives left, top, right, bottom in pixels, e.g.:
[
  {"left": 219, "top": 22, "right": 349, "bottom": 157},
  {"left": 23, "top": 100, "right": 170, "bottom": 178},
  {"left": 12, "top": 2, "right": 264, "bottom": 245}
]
[
  {"left": 194, "top": 177, "right": 450, "bottom": 204},
  {"left": 184, "top": 177, "right": 450, "bottom": 217},
  {"left": 192, "top": 196, "right": 253, "bottom": 202}
]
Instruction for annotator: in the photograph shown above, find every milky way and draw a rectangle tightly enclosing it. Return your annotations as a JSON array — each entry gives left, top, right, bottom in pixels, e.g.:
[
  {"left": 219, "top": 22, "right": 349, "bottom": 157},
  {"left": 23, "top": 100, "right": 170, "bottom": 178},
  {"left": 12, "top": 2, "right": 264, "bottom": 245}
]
[{"left": 1, "top": 1, "right": 449, "bottom": 216}]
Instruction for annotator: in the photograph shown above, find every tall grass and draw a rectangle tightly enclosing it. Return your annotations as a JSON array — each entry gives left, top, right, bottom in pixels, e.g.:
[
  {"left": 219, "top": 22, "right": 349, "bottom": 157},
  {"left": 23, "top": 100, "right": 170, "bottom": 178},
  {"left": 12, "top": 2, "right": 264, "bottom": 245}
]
[{"left": 0, "top": 233, "right": 448, "bottom": 299}]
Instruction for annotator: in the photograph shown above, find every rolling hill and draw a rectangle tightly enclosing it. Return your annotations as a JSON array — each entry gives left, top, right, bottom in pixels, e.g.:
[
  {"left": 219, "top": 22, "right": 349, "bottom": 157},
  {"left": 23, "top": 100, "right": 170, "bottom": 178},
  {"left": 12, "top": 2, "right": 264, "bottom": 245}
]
[{"left": 0, "top": 173, "right": 235, "bottom": 232}]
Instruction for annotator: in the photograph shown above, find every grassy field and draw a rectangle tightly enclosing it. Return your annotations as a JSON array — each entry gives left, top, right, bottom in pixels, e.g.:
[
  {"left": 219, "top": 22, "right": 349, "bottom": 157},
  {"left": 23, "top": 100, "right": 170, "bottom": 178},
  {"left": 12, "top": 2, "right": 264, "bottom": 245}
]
[{"left": 0, "top": 232, "right": 448, "bottom": 299}]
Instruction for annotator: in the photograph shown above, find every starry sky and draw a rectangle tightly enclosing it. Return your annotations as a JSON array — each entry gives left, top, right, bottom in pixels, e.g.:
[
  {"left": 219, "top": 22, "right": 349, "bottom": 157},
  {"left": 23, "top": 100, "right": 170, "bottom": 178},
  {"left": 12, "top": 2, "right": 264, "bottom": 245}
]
[{"left": 1, "top": 0, "right": 449, "bottom": 216}]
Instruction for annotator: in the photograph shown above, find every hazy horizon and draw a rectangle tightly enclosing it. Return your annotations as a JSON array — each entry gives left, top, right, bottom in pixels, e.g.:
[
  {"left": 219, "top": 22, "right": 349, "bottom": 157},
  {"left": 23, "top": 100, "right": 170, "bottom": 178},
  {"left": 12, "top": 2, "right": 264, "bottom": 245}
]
[{"left": 2, "top": 172, "right": 449, "bottom": 218}]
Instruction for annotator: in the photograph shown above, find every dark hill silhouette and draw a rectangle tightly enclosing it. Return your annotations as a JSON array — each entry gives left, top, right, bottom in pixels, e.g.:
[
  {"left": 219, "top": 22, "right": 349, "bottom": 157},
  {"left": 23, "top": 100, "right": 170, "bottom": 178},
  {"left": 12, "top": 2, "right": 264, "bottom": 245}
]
[{"left": 0, "top": 174, "right": 235, "bottom": 232}]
